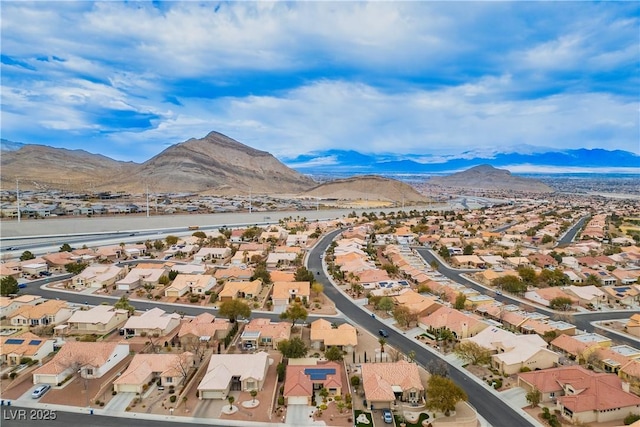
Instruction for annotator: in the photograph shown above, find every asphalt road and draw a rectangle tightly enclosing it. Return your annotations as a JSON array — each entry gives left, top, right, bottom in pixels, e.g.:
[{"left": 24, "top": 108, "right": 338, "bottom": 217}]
[
  {"left": 413, "top": 248, "right": 640, "bottom": 348},
  {"left": 0, "top": 406, "right": 216, "bottom": 427},
  {"left": 308, "top": 230, "right": 536, "bottom": 427}
]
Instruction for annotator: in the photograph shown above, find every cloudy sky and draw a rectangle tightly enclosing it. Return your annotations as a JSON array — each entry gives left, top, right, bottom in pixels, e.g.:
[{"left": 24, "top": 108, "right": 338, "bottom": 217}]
[{"left": 1, "top": 1, "right": 638, "bottom": 163}]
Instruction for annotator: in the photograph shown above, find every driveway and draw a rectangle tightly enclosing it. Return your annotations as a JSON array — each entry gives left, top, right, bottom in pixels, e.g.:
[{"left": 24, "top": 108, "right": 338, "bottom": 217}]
[
  {"left": 285, "top": 404, "right": 325, "bottom": 426},
  {"left": 499, "top": 386, "right": 528, "bottom": 409},
  {"left": 102, "top": 392, "right": 135, "bottom": 413}
]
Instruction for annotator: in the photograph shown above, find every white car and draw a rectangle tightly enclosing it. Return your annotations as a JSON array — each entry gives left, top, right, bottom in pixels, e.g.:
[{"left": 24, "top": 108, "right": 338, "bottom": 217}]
[{"left": 32, "top": 384, "right": 51, "bottom": 399}]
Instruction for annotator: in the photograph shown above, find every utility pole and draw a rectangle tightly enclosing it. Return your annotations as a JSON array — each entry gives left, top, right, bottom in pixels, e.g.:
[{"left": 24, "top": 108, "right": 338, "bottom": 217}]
[{"left": 16, "top": 178, "right": 20, "bottom": 223}]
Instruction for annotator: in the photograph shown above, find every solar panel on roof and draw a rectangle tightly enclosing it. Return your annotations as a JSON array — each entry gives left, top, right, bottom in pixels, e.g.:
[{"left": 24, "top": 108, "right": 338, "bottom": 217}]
[
  {"left": 28, "top": 340, "right": 42, "bottom": 345},
  {"left": 304, "top": 368, "right": 336, "bottom": 381},
  {"left": 5, "top": 339, "right": 24, "bottom": 345}
]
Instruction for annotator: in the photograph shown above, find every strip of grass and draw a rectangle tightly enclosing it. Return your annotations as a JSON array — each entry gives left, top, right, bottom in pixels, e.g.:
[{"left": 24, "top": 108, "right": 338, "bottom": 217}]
[
  {"left": 354, "top": 409, "right": 374, "bottom": 427},
  {"left": 395, "top": 412, "right": 431, "bottom": 427}
]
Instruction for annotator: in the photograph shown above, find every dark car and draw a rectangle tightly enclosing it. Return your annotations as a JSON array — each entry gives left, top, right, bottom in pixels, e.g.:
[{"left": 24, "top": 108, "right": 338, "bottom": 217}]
[{"left": 378, "top": 329, "right": 389, "bottom": 337}]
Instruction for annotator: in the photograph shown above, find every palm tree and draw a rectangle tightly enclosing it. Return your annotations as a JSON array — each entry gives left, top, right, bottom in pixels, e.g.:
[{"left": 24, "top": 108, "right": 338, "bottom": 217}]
[
  {"left": 378, "top": 337, "right": 387, "bottom": 353},
  {"left": 250, "top": 389, "right": 258, "bottom": 403}
]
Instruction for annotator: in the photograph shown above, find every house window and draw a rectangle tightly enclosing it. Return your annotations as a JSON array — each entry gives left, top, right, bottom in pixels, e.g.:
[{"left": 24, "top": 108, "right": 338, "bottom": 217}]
[
  {"left": 246, "top": 380, "right": 255, "bottom": 389},
  {"left": 165, "top": 377, "right": 172, "bottom": 383},
  {"left": 86, "top": 368, "right": 94, "bottom": 375},
  {"left": 549, "top": 392, "right": 555, "bottom": 398}
]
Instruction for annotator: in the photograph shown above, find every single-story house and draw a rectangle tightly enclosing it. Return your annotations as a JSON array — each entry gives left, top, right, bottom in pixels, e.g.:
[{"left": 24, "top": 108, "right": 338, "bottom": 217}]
[
  {"left": 71, "top": 265, "right": 126, "bottom": 289},
  {"left": 272, "top": 281, "right": 311, "bottom": 306},
  {"left": 518, "top": 366, "right": 640, "bottom": 424},
  {"left": 0, "top": 333, "right": 55, "bottom": 366},
  {"left": 121, "top": 308, "right": 180, "bottom": 337},
  {"left": 67, "top": 305, "right": 129, "bottom": 335},
  {"left": 32, "top": 341, "right": 129, "bottom": 385},
  {"left": 284, "top": 360, "right": 343, "bottom": 405},
  {"left": 309, "top": 319, "right": 358, "bottom": 353},
  {"left": 113, "top": 352, "right": 194, "bottom": 393},
  {"left": 240, "top": 318, "right": 291, "bottom": 349},
  {"left": 9, "top": 300, "right": 73, "bottom": 327},
  {"left": 197, "top": 352, "right": 271, "bottom": 399},
  {"left": 361, "top": 360, "right": 424, "bottom": 409},
  {"left": 164, "top": 274, "right": 216, "bottom": 298},
  {"left": 218, "top": 279, "right": 262, "bottom": 302}
]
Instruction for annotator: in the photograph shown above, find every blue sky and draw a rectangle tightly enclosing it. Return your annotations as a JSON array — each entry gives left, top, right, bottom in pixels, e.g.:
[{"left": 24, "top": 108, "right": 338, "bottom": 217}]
[{"left": 1, "top": 1, "right": 638, "bottom": 163}]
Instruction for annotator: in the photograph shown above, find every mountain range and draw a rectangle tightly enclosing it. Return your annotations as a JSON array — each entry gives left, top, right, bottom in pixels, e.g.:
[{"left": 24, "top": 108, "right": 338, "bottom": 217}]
[{"left": 283, "top": 148, "right": 639, "bottom": 175}]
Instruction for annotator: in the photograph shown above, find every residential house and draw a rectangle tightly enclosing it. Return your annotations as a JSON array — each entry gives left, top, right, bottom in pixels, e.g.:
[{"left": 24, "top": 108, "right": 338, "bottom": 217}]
[
  {"left": 197, "top": 352, "right": 271, "bottom": 399},
  {"left": 71, "top": 265, "right": 126, "bottom": 289},
  {"left": 463, "top": 327, "right": 559, "bottom": 375},
  {"left": 361, "top": 361, "right": 424, "bottom": 409},
  {"left": 67, "top": 305, "right": 129, "bottom": 335},
  {"left": 214, "top": 266, "right": 254, "bottom": 282},
  {"left": 0, "top": 333, "right": 55, "bottom": 366},
  {"left": 602, "top": 285, "right": 639, "bottom": 307},
  {"left": 10, "top": 300, "right": 73, "bottom": 327},
  {"left": 113, "top": 352, "right": 194, "bottom": 393},
  {"left": 116, "top": 267, "right": 167, "bottom": 291},
  {"left": 265, "top": 252, "right": 297, "bottom": 269},
  {"left": 42, "top": 252, "right": 77, "bottom": 272},
  {"left": 626, "top": 314, "right": 640, "bottom": 338},
  {"left": 518, "top": 366, "right": 640, "bottom": 424},
  {"left": 240, "top": 318, "right": 291, "bottom": 349},
  {"left": 451, "top": 255, "right": 486, "bottom": 269},
  {"left": 562, "top": 285, "right": 606, "bottom": 308},
  {"left": 524, "top": 287, "right": 577, "bottom": 308},
  {"left": 121, "top": 308, "right": 181, "bottom": 337},
  {"left": 272, "top": 281, "right": 311, "bottom": 307},
  {"left": 164, "top": 274, "right": 216, "bottom": 298},
  {"left": 193, "top": 247, "right": 232, "bottom": 263},
  {"left": 0, "top": 295, "right": 45, "bottom": 318},
  {"left": 178, "top": 313, "right": 230, "bottom": 348},
  {"left": 218, "top": 279, "right": 262, "bottom": 303},
  {"left": 284, "top": 360, "right": 343, "bottom": 405},
  {"left": 418, "top": 306, "right": 489, "bottom": 340},
  {"left": 392, "top": 289, "right": 442, "bottom": 318},
  {"left": 550, "top": 333, "right": 611, "bottom": 362},
  {"left": 0, "top": 262, "right": 22, "bottom": 281},
  {"left": 32, "top": 341, "right": 129, "bottom": 385},
  {"left": 309, "top": 319, "right": 358, "bottom": 353}
]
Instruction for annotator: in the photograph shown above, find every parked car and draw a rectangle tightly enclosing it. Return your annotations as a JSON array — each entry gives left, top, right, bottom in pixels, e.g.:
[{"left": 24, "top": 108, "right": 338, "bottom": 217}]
[
  {"left": 378, "top": 329, "right": 389, "bottom": 338},
  {"left": 382, "top": 408, "right": 393, "bottom": 424},
  {"left": 32, "top": 384, "right": 51, "bottom": 399}
]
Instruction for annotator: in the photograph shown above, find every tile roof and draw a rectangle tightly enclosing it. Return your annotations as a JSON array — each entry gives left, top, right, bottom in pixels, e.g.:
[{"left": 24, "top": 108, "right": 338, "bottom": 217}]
[
  {"left": 10, "top": 300, "right": 68, "bottom": 320},
  {"left": 519, "top": 366, "right": 640, "bottom": 412},
  {"left": 310, "top": 319, "right": 358, "bottom": 347},
  {"left": 114, "top": 352, "right": 193, "bottom": 386},
  {"left": 361, "top": 361, "right": 423, "bottom": 402},
  {"left": 283, "top": 361, "right": 343, "bottom": 398},
  {"left": 33, "top": 341, "right": 127, "bottom": 375},
  {"left": 68, "top": 305, "right": 128, "bottom": 325},
  {"left": 198, "top": 352, "right": 270, "bottom": 391}
]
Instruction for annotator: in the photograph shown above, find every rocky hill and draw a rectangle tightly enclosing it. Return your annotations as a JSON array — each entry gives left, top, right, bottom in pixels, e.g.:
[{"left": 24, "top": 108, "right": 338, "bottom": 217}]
[
  {"left": 0, "top": 145, "right": 137, "bottom": 191},
  {"left": 428, "top": 164, "right": 554, "bottom": 193},
  {"left": 301, "top": 175, "right": 429, "bottom": 203},
  {"left": 0, "top": 132, "right": 315, "bottom": 195},
  {"left": 114, "top": 131, "right": 315, "bottom": 194}
]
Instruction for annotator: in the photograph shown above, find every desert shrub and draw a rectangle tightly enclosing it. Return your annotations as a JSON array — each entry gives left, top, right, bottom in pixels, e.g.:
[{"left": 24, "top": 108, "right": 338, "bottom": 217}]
[
  {"left": 624, "top": 414, "right": 640, "bottom": 425},
  {"left": 170, "top": 395, "right": 177, "bottom": 403},
  {"left": 278, "top": 396, "right": 284, "bottom": 405}
]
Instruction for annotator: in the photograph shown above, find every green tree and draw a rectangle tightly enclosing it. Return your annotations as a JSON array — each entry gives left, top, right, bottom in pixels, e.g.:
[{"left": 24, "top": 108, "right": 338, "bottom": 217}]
[
  {"left": 158, "top": 275, "right": 170, "bottom": 285},
  {"left": 463, "top": 244, "right": 474, "bottom": 255},
  {"left": 279, "top": 303, "right": 308, "bottom": 327},
  {"left": 541, "top": 234, "right": 554, "bottom": 244},
  {"left": 65, "top": 262, "right": 88, "bottom": 275},
  {"left": 277, "top": 337, "right": 308, "bottom": 359},
  {"left": 250, "top": 389, "right": 258, "bottom": 403},
  {"left": 350, "top": 375, "right": 360, "bottom": 392},
  {"left": 227, "top": 395, "right": 235, "bottom": 411},
  {"left": 114, "top": 296, "right": 135, "bottom": 314},
  {"left": 192, "top": 231, "right": 206, "bottom": 239},
  {"left": 425, "top": 375, "right": 467, "bottom": 416},
  {"left": 165, "top": 235, "right": 179, "bottom": 245},
  {"left": 438, "top": 245, "right": 450, "bottom": 259},
  {"left": 426, "top": 359, "right": 449, "bottom": 377},
  {"left": 294, "top": 266, "right": 314, "bottom": 283},
  {"left": 325, "top": 346, "right": 343, "bottom": 361},
  {"left": 526, "top": 387, "right": 542, "bottom": 408},
  {"left": 585, "top": 273, "right": 602, "bottom": 287},
  {"left": 19, "top": 251, "right": 35, "bottom": 261},
  {"left": 168, "top": 270, "right": 179, "bottom": 280},
  {"left": 0, "top": 276, "right": 19, "bottom": 296},
  {"left": 538, "top": 268, "right": 569, "bottom": 287},
  {"left": 252, "top": 262, "right": 272, "bottom": 284},
  {"left": 493, "top": 275, "right": 527, "bottom": 295},
  {"left": 377, "top": 296, "right": 394, "bottom": 312},
  {"left": 218, "top": 299, "right": 251, "bottom": 322},
  {"left": 378, "top": 337, "right": 387, "bottom": 353},
  {"left": 59, "top": 243, "right": 72, "bottom": 252},
  {"left": 454, "top": 294, "right": 467, "bottom": 310},
  {"left": 517, "top": 266, "right": 537, "bottom": 286},
  {"left": 454, "top": 341, "right": 492, "bottom": 366},
  {"left": 549, "top": 296, "right": 573, "bottom": 311},
  {"left": 153, "top": 240, "right": 165, "bottom": 251}
]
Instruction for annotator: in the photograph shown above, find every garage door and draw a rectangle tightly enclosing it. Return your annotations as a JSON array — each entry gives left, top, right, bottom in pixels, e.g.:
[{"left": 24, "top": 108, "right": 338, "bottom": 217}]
[
  {"left": 115, "top": 384, "right": 140, "bottom": 394},
  {"left": 287, "top": 396, "right": 309, "bottom": 405},
  {"left": 201, "top": 390, "right": 225, "bottom": 400}
]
